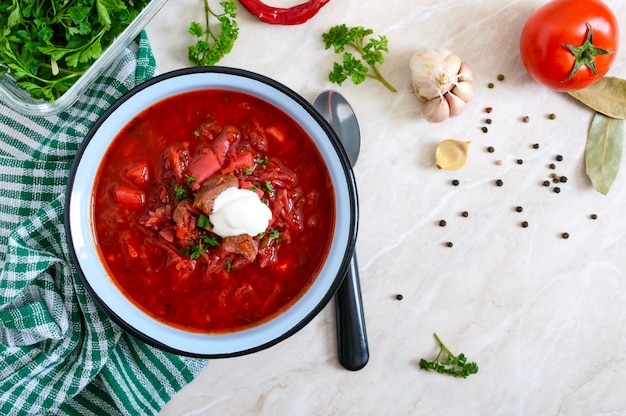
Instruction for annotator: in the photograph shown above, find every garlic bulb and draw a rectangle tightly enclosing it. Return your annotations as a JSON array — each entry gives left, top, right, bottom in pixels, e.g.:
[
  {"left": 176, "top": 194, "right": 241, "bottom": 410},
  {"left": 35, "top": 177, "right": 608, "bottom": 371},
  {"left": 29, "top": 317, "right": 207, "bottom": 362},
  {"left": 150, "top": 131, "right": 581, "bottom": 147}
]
[
  {"left": 410, "top": 49, "right": 474, "bottom": 123},
  {"left": 436, "top": 139, "right": 470, "bottom": 170}
]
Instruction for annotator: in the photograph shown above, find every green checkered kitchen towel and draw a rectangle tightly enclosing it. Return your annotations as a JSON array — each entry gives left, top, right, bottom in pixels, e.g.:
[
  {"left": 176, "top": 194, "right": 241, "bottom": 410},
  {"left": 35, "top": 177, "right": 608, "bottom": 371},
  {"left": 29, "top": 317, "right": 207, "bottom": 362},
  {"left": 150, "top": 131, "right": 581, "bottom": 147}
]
[{"left": 0, "top": 31, "right": 208, "bottom": 416}]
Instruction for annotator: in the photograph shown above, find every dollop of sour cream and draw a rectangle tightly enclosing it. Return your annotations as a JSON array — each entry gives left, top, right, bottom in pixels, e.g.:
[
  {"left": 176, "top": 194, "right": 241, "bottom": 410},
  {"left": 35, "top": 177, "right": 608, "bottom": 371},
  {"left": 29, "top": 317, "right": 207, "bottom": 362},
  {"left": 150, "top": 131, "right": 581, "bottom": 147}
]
[{"left": 209, "top": 187, "right": 272, "bottom": 237}]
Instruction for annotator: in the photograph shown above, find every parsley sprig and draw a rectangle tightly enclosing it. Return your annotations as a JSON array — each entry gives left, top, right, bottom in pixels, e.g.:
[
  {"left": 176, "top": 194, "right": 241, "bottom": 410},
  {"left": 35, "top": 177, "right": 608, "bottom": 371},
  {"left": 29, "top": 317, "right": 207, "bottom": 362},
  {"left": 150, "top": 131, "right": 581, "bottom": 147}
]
[
  {"left": 0, "top": 0, "right": 149, "bottom": 101},
  {"left": 322, "top": 24, "right": 396, "bottom": 92},
  {"left": 188, "top": 0, "right": 238, "bottom": 66},
  {"left": 419, "top": 333, "right": 479, "bottom": 378}
]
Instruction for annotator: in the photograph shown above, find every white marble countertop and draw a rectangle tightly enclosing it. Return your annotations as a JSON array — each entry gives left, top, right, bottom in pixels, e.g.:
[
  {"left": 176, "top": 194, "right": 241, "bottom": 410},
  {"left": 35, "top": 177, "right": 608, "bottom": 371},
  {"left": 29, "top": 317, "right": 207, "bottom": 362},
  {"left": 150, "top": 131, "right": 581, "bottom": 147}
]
[{"left": 146, "top": 1, "right": 626, "bottom": 414}]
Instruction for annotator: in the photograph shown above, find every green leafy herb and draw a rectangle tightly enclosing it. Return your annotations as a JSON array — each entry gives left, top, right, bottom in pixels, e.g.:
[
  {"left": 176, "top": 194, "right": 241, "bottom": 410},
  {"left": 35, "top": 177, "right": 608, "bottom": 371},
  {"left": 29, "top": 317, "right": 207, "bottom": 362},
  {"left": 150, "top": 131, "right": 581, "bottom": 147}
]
[
  {"left": 322, "top": 24, "right": 396, "bottom": 92},
  {"left": 197, "top": 214, "right": 211, "bottom": 229},
  {"left": 225, "top": 257, "right": 232, "bottom": 273},
  {"left": 259, "top": 227, "right": 282, "bottom": 249},
  {"left": 255, "top": 156, "right": 270, "bottom": 168},
  {"left": 199, "top": 234, "right": 219, "bottom": 247},
  {"left": 242, "top": 167, "right": 253, "bottom": 175},
  {"left": 585, "top": 111, "right": 624, "bottom": 195},
  {"left": 419, "top": 333, "right": 478, "bottom": 378},
  {"left": 174, "top": 185, "right": 188, "bottom": 200},
  {"left": 180, "top": 235, "right": 219, "bottom": 259},
  {"left": 263, "top": 180, "right": 274, "bottom": 196},
  {"left": 188, "top": 0, "right": 239, "bottom": 66},
  {"left": 568, "top": 77, "right": 626, "bottom": 119},
  {"left": 0, "top": 0, "right": 150, "bottom": 102},
  {"left": 267, "top": 228, "right": 281, "bottom": 240},
  {"left": 185, "top": 175, "right": 196, "bottom": 186},
  {"left": 260, "top": 227, "right": 281, "bottom": 240}
]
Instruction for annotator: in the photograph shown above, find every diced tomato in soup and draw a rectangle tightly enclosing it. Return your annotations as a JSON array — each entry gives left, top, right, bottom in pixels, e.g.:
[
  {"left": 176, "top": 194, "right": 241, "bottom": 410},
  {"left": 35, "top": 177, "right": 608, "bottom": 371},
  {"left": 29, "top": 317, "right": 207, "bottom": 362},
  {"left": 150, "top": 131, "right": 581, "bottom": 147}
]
[{"left": 92, "top": 90, "right": 335, "bottom": 333}]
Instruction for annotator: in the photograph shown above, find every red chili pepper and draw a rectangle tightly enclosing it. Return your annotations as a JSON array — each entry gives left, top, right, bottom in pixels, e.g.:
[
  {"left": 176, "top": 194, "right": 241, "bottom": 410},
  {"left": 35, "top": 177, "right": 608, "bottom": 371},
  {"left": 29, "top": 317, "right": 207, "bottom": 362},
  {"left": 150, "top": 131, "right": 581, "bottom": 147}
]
[{"left": 238, "top": 0, "right": 331, "bottom": 25}]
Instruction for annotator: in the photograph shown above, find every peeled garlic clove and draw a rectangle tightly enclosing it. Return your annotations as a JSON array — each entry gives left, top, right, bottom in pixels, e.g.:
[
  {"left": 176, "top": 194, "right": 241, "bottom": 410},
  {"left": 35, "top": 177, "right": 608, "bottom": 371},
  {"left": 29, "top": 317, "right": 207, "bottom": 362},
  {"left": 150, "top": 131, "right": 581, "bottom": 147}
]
[
  {"left": 445, "top": 92, "right": 467, "bottom": 118},
  {"left": 422, "top": 97, "right": 450, "bottom": 123},
  {"left": 436, "top": 139, "right": 470, "bottom": 170}
]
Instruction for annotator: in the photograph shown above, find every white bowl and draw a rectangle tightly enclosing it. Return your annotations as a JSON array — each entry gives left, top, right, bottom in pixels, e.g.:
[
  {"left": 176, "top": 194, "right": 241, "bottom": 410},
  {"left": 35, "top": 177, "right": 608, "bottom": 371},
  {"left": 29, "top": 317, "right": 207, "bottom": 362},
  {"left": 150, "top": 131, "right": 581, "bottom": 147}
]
[{"left": 65, "top": 67, "right": 358, "bottom": 357}]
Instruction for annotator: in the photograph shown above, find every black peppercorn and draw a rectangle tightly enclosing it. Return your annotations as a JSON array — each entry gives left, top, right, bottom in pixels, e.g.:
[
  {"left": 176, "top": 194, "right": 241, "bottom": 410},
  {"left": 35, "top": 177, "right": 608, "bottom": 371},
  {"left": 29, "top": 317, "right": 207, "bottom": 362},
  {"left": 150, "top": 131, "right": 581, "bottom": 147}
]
[
  {"left": 517, "top": 159, "right": 523, "bottom": 165},
  {"left": 452, "top": 179, "right": 460, "bottom": 186},
  {"left": 461, "top": 211, "right": 469, "bottom": 217},
  {"left": 482, "top": 126, "right": 489, "bottom": 133},
  {"left": 497, "top": 74, "right": 505, "bottom": 81},
  {"left": 549, "top": 163, "right": 556, "bottom": 169},
  {"left": 562, "top": 232, "right": 570, "bottom": 239},
  {"left": 521, "top": 221, "right": 529, "bottom": 228},
  {"left": 396, "top": 294, "right": 404, "bottom": 301},
  {"left": 496, "top": 179, "right": 503, "bottom": 186},
  {"left": 543, "top": 180, "right": 550, "bottom": 187},
  {"left": 549, "top": 113, "right": 557, "bottom": 120},
  {"left": 488, "top": 82, "right": 495, "bottom": 88},
  {"left": 516, "top": 206, "right": 523, "bottom": 213},
  {"left": 591, "top": 214, "right": 598, "bottom": 220},
  {"left": 556, "top": 155, "right": 563, "bottom": 161},
  {"left": 533, "top": 143, "right": 540, "bottom": 149},
  {"left": 487, "top": 146, "right": 495, "bottom": 153},
  {"left": 559, "top": 176, "right": 568, "bottom": 183},
  {"left": 439, "top": 220, "right": 447, "bottom": 227},
  {"left": 554, "top": 187, "right": 561, "bottom": 193},
  {"left": 486, "top": 118, "right": 492, "bottom": 124},
  {"left": 446, "top": 242, "right": 454, "bottom": 248}
]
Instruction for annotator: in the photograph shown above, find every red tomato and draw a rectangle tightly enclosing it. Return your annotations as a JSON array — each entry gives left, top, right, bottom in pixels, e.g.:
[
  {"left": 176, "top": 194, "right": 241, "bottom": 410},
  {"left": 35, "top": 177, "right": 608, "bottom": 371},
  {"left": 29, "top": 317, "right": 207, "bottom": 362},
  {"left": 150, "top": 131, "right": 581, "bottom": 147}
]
[{"left": 519, "top": 0, "right": 619, "bottom": 91}]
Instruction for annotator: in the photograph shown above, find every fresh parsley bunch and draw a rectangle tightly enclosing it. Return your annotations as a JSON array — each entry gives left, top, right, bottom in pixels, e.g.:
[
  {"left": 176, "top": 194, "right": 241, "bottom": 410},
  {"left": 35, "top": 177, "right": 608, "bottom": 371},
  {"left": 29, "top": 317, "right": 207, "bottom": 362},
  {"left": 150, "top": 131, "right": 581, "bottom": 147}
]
[
  {"left": 188, "top": 0, "right": 238, "bottom": 66},
  {"left": 322, "top": 24, "right": 396, "bottom": 92},
  {"left": 419, "top": 333, "right": 479, "bottom": 378},
  {"left": 0, "top": 0, "right": 149, "bottom": 102}
]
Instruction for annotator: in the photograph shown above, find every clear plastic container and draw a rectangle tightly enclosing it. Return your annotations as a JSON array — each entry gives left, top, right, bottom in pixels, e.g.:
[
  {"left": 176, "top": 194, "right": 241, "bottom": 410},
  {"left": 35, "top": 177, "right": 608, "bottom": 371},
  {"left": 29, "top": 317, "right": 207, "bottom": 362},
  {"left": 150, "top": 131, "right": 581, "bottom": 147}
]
[{"left": 0, "top": 0, "right": 169, "bottom": 117}]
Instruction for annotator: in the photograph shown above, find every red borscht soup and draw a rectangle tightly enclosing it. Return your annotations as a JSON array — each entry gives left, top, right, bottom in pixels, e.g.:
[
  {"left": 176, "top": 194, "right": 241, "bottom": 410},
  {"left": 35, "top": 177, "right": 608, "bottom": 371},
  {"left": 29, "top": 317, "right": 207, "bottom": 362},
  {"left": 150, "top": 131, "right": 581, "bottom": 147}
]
[{"left": 92, "top": 89, "right": 335, "bottom": 333}]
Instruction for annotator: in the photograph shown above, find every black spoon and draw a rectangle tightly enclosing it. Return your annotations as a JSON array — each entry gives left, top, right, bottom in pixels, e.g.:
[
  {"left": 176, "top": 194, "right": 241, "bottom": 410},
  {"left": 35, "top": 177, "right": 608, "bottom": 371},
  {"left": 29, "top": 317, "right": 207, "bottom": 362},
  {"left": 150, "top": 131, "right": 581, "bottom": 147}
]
[{"left": 313, "top": 90, "right": 368, "bottom": 371}]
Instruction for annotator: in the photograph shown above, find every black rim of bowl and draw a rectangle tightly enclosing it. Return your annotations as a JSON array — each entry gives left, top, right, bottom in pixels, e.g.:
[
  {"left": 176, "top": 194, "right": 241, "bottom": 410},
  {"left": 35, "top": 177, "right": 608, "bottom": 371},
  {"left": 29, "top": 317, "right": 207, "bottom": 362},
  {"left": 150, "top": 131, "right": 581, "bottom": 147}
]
[{"left": 64, "top": 66, "right": 358, "bottom": 358}]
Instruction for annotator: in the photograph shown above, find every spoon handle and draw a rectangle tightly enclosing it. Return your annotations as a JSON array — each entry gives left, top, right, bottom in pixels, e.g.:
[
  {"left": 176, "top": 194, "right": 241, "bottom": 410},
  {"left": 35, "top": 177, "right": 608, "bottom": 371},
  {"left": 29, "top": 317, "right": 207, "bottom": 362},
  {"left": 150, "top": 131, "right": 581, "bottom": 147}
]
[{"left": 336, "top": 252, "right": 369, "bottom": 371}]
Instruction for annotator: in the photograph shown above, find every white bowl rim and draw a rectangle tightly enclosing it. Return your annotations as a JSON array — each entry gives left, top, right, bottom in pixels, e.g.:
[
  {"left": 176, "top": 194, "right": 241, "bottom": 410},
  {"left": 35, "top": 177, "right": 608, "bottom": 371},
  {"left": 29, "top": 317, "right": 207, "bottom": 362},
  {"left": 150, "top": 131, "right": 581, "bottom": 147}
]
[{"left": 64, "top": 66, "right": 358, "bottom": 358}]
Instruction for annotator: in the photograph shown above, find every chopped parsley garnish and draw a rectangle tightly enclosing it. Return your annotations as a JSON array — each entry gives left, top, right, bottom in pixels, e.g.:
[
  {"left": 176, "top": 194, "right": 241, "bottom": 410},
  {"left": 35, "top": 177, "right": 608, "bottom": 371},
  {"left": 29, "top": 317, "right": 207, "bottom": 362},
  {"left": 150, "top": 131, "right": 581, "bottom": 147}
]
[
  {"left": 173, "top": 185, "right": 188, "bottom": 200},
  {"left": 185, "top": 175, "right": 196, "bottom": 186},
  {"left": 260, "top": 227, "right": 281, "bottom": 241},
  {"left": 263, "top": 180, "right": 274, "bottom": 196},
  {"left": 259, "top": 228, "right": 282, "bottom": 248},
  {"left": 243, "top": 167, "right": 254, "bottom": 175},
  {"left": 197, "top": 214, "right": 211, "bottom": 229},
  {"left": 255, "top": 156, "right": 270, "bottom": 168},
  {"left": 268, "top": 228, "right": 281, "bottom": 240},
  {"left": 180, "top": 235, "right": 219, "bottom": 259}
]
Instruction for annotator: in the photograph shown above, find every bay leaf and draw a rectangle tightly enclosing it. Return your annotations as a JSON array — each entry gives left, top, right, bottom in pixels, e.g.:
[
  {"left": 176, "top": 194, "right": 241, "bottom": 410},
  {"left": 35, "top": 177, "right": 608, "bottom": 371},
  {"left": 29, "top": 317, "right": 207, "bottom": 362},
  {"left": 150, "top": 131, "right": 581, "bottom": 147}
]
[
  {"left": 585, "top": 112, "right": 624, "bottom": 195},
  {"left": 568, "top": 77, "right": 626, "bottom": 119}
]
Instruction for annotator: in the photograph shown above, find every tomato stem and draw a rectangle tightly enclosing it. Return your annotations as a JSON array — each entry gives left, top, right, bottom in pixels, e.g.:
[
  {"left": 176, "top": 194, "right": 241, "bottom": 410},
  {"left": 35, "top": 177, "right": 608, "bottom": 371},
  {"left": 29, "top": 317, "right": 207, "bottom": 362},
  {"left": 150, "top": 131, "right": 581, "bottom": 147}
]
[{"left": 562, "top": 22, "right": 614, "bottom": 82}]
